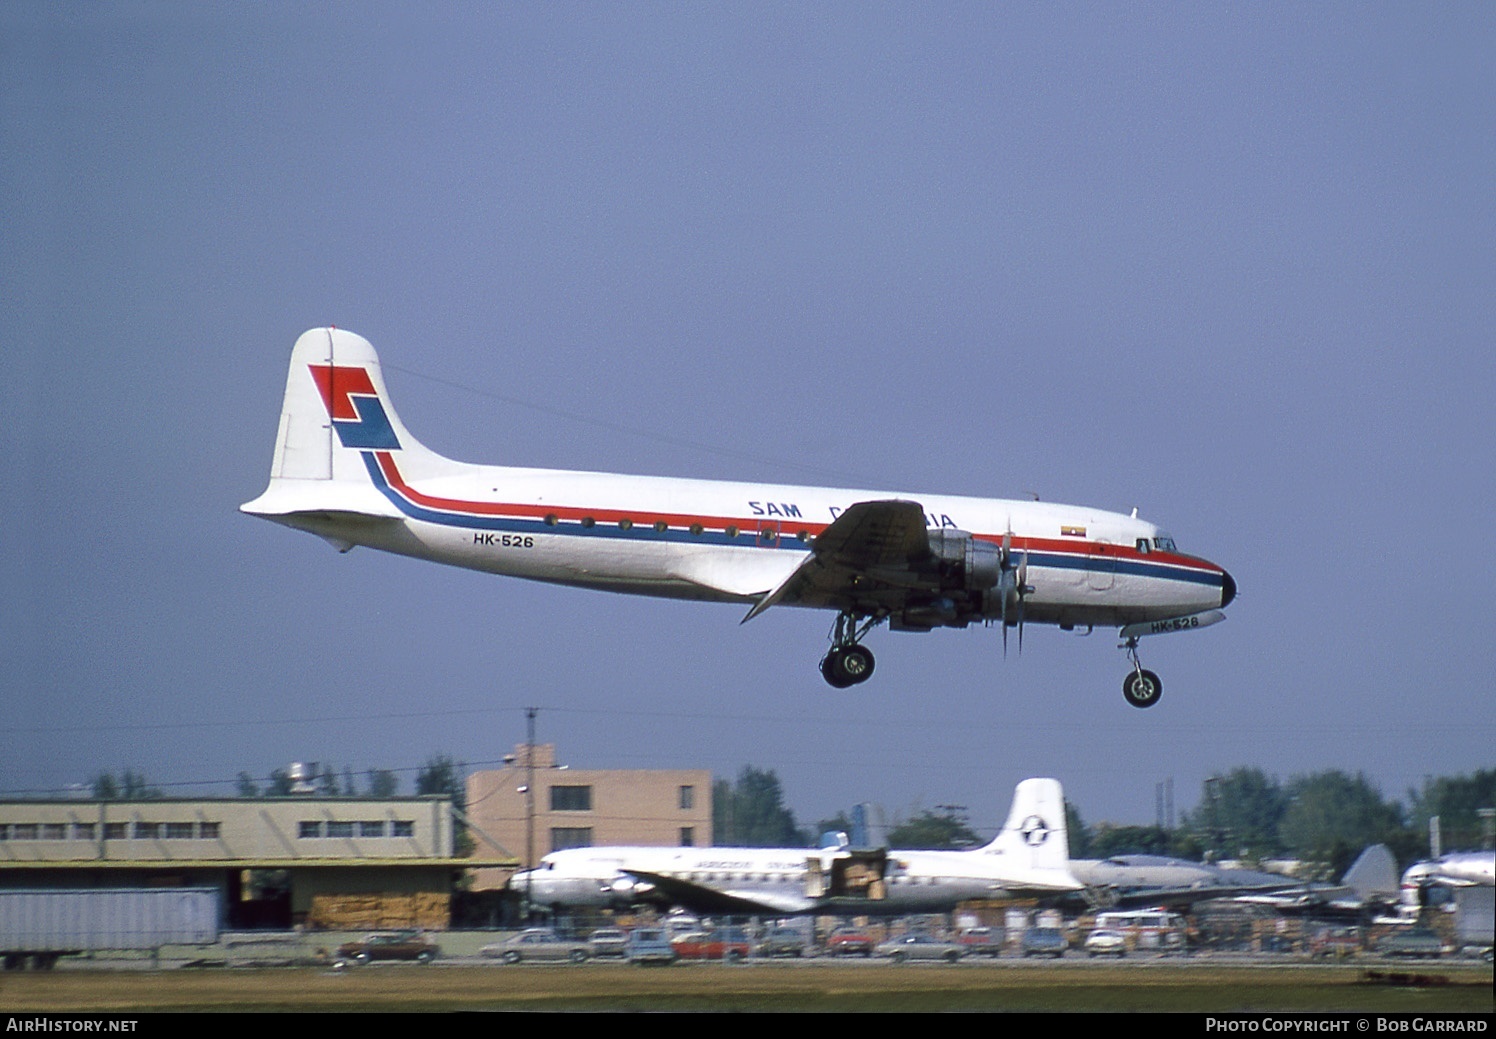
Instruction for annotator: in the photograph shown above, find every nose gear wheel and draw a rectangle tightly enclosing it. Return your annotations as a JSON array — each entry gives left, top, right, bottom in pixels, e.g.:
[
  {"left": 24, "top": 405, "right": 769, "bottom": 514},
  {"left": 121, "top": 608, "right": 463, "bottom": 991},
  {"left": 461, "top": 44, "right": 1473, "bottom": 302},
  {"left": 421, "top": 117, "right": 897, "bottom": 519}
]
[{"left": 1120, "top": 637, "right": 1163, "bottom": 708}]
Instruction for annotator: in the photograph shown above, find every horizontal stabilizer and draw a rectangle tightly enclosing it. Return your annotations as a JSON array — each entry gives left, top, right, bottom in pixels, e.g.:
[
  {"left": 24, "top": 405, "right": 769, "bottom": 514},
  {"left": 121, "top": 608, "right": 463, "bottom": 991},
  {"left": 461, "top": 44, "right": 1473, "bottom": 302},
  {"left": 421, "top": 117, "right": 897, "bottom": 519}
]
[{"left": 241, "top": 478, "right": 403, "bottom": 521}]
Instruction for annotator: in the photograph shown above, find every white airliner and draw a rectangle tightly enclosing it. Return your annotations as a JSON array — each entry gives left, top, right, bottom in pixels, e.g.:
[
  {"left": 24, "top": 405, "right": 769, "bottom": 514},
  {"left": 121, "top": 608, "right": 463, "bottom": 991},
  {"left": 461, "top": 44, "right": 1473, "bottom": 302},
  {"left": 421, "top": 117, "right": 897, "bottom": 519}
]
[
  {"left": 243, "top": 328, "right": 1236, "bottom": 704},
  {"left": 1401, "top": 851, "right": 1496, "bottom": 904},
  {"left": 508, "top": 778, "right": 1079, "bottom": 916}
]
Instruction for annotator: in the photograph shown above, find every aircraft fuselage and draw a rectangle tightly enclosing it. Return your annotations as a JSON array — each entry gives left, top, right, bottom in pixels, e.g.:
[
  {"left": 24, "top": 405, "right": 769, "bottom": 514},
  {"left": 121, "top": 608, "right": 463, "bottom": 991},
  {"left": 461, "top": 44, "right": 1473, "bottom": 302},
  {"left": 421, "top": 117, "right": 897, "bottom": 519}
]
[{"left": 245, "top": 328, "right": 1235, "bottom": 700}]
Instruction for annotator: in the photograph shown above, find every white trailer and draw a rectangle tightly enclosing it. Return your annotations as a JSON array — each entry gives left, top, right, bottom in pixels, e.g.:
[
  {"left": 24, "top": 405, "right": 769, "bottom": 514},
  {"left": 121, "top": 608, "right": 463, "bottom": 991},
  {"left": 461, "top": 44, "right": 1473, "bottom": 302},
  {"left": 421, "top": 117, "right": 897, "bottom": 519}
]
[{"left": 0, "top": 888, "right": 219, "bottom": 969}]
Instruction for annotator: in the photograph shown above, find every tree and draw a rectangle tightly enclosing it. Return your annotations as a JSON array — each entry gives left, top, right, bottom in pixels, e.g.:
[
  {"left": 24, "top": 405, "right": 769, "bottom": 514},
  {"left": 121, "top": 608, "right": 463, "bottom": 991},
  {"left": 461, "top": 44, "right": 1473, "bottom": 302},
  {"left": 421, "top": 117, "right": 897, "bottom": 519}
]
[
  {"left": 887, "top": 807, "right": 981, "bottom": 850},
  {"left": 416, "top": 754, "right": 464, "bottom": 800},
  {"left": 316, "top": 766, "right": 342, "bottom": 797},
  {"left": 1088, "top": 823, "right": 1172, "bottom": 858},
  {"left": 415, "top": 754, "right": 471, "bottom": 856},
  {"left": 1408, "top": 770, "right": 1496, "bottom": 853},
  {"left": 235, "top": 772, "right": 260, "bottom": 798},
  {"left": 266, "top": 769, "right": 294, "bottom": 796},
  {"left": 1184, "top": 768, "right": 1287, "bottom": 860},
  {"left": 1279, "top": 770, "right": 1405, "bottom": 877},
  {"left": 713, "top": 766, "right": 805, "bottom": 846},
  {"left": 366, "top": 769, "right": 399, "bottom": 798},
  {"left": 90, "top": 770, "right": 162, "bottom": 800},
  {"left": 1066, "top": 801, "right": 1092, "bottom": 859}
]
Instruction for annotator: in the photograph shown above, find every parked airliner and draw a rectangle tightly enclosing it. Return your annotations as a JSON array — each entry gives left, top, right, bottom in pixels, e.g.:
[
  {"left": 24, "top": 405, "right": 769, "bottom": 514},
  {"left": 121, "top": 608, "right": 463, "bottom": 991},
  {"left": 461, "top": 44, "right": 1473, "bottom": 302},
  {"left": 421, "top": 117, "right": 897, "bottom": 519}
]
[
  {"left": 243, "top": 328, "right": 1236, "bottom": 704},
  {"left": 508, "top": 778, "right": 1078, "bottom": 916},
  {"left": 1401, "top": 851, "right": 1496, "bottom": 905},
  {"left": 1070, "top": 854, "right": 1304, "bottom": 910}
]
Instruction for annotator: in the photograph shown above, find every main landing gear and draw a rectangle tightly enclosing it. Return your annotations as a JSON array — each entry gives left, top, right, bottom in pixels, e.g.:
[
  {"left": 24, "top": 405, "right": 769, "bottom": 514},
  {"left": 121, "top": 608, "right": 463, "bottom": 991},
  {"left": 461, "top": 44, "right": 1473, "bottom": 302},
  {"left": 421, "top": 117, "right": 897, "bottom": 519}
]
[
  {"left": 1120, "top": 636, "right": 1162, "bottom": 708},
  {"left": 820, "top": 611, "right": 880, "bottom": 688}
]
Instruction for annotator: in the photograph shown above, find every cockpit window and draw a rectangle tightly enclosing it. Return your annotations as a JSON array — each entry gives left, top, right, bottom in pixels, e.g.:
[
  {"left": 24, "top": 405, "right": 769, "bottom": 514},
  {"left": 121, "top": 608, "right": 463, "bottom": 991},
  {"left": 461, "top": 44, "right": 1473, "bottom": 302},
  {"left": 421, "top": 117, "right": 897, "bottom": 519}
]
[
  {"left": 1153, "top": 536, "right": 1177, "bottom": 552},
  {"left": 1135, "top": 539, "right": 1151, "bottom": 553}
]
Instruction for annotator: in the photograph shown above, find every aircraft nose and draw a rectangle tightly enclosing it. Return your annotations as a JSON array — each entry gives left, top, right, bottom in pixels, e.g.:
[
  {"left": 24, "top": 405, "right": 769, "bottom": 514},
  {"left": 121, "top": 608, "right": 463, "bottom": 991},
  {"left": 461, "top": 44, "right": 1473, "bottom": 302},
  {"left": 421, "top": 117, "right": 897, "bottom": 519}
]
[{"left": 1220, "top": 569, "right": 1237, "bottom": 608}]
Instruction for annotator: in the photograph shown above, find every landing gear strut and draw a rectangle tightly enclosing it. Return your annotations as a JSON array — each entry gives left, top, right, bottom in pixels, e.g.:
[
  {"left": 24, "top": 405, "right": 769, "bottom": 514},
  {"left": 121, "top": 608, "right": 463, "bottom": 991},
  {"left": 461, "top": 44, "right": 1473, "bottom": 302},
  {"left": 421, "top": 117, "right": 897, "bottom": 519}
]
[
  {"left": 1120, "top": 637, "right": 1162, "bottom": 708},
  {"left": 820, "top": 612, "right": 880, "bottom": 688}
]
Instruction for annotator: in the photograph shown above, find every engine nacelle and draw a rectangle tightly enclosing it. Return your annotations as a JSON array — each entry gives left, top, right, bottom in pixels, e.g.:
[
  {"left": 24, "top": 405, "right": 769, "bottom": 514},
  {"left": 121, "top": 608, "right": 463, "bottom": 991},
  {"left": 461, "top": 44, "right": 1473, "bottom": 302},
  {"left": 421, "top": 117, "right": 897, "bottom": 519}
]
[
  {"left": 925, "top": 529, "right": 1002, "bottom": 592},
  {"left": 897, "top": 597, "right": 960, "bottom": 628}
]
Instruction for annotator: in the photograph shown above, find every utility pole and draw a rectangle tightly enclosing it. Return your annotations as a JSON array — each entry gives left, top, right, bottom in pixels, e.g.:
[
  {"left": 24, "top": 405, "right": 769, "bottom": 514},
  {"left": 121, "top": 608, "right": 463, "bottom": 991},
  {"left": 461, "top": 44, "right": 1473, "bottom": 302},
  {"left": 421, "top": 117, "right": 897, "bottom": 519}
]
[{"left": 525, "top": 706, "right": 537, "bottom": 921}]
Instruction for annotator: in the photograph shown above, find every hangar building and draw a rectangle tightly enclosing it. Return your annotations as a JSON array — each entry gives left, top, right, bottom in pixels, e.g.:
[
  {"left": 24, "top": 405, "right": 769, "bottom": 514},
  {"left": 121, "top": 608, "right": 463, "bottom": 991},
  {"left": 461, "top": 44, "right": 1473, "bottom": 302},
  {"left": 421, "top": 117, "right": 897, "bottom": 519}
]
[{"left": 0, "top": 795, "right": 508, "bottom": 929}]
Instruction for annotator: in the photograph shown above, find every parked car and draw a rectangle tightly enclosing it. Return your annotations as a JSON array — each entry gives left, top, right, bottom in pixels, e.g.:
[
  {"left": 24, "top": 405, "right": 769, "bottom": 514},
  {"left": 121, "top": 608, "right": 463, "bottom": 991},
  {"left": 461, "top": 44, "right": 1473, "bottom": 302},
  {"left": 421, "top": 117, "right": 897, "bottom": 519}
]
[
  {"left": 672, "top": 928, "right": 751, "bottom": 962},
  {"left": 588, "top": 928, "right": 629, "bottom": 958},
  {"left": 1020, "top": 927, "right": 1068, "bottom": 958},
  {"left": 334, "top": 930, "right": 439, "bottom": 967},
  {"left": 757, "top": 926, "right": 809, "bottom": 957},
  {"left": 1377, "top": 928, "right": 1446, "bottom": 960},
  {"left": 875, "top": 933, "right": 965, "bottom": 964},
  {"left": 626, "top": 927, "right": 679, "bottom": 966},
  {"left": 825, "top": 926, "right": 875, "bottom": 957},
  {"left": 1309, "top": 927, "right": 1361, "bottom": 960},
  {"left": 955, "top": 927, "right": 1004, "bottom": 957},
  {"left": 1083, "top": 929, "right": 1127, "bottom": 958},
  {"left": 481, "top": 929, "right": 591, "bottom": 964}
]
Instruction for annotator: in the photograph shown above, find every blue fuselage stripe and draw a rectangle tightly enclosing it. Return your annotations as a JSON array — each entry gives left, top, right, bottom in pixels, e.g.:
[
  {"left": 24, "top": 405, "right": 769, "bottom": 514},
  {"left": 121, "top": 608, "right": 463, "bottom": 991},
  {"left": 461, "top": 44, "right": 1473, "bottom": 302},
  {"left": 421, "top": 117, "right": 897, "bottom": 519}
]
[{"left": 362, "top": 453, "right": 1225, "bottom": 589}]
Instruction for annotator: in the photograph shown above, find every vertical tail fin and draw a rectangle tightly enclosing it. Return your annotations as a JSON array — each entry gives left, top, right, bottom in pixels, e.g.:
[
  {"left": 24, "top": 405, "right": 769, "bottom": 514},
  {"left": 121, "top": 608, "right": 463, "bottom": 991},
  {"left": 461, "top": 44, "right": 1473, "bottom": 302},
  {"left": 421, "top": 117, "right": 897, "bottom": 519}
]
[
  {"left": 1341, "top": 844, "right": 1398, "bottom": 902},
  {"left": 242, "top": 327, "right": 456, "bottom": 522},
  {"left": 981, "top": 778, "right": 1072, "bottom": 877}
]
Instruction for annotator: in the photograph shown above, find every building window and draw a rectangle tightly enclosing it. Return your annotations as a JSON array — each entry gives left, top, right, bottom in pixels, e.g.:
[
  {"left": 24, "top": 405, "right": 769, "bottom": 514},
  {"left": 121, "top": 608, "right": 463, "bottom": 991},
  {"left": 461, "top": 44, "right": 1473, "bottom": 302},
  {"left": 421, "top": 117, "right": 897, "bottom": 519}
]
[
  {"left": 133, "top": 822, "right": 159, "bottom": 840},
  {"left": 298, "top": 821, "right": 322, "bottom": 839},
  {"left": 164, "top": 822, "right": 195, "bottom": 839},
  {"left": 42, "top": 823, "right": 67, "bottom": 840},
  {"left": 358, "top": 821, "right": 385, "bottom": 838},
  {"left": 199, "top": 822, "right": 220, "bottom": 840},
  {"left": 680, "top": 827, "right": 694, "bottom": 847},
  {"left": 12, "top": 824, "right": 37, "bottom": 840},
  {"left": 679, "top": 785, "right": 695, "bottom": 810},
  {"left": 104, "top": 822, "right": 127, "bottom": 840},
  {"left": 326, "top": 821, "right": 354, "bottom": 838},
  {"left": 391, "top": 820, "right": 414, "bottom": 837},
  {"left": 550, "top": 827, "right": 593, "bottom": 851},
  {"left": 72, "top": 822, "right": 96, "bottom": 841},
  {"left": 549, "top": 785, "right": 592, "bottom": 812}
]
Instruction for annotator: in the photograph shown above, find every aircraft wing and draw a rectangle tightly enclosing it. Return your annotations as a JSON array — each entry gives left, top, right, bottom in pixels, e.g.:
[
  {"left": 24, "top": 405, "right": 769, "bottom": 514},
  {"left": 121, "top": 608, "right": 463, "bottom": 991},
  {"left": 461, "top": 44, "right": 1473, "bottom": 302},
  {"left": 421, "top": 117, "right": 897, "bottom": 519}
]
[
  {"left": 623, "top": 870, "right": 816, "bottom": 916},
  {"left": 1083, "top": 883, "right": 1289, "bottom": 912},
  {"left": 743, "top": 500, "right": 933, "bottom": 621}
]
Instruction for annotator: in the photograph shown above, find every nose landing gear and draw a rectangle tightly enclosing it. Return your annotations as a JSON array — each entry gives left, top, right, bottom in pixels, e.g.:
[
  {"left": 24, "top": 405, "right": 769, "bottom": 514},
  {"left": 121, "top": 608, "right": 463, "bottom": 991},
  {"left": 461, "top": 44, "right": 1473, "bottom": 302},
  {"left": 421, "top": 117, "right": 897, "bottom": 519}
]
[{"left": 1120, "top": 636, "right": 1162, "bottom": 708}]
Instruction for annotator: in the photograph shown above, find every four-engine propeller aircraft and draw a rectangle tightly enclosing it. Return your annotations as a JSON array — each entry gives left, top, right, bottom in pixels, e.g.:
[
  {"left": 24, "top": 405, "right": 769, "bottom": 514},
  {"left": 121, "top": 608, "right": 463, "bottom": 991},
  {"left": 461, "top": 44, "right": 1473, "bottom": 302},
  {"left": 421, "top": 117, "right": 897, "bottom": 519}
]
[
  {"left": 508, "top": 778, "right": 1079, "bottom": 916},
  {"left": 243, "top": 328, "right": 1236, "bottom": 704},
  {"left": 1069, "top": 854, "right": 1305, "bottom": 911}
]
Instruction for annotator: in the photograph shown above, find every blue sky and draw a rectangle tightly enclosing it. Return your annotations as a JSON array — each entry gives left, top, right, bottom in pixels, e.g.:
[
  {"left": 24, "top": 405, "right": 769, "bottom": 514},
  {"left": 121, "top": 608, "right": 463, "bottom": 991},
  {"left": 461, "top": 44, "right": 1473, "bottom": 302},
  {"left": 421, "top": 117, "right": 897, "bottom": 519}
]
[{"left": 3, "top": 3, "right": 1491, "bottom": 839}]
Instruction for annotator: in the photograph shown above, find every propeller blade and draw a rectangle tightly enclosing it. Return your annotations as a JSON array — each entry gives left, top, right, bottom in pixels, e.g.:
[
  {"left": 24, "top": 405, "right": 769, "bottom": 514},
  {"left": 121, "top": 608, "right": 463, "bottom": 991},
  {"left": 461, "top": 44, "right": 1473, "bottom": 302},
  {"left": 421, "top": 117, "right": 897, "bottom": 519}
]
[
  {"left": 999, "top": 570, "right": 1009, "bottom": 657},
  {"left": 1016, "top": 551, "right": 1029, "bottom": 654}
]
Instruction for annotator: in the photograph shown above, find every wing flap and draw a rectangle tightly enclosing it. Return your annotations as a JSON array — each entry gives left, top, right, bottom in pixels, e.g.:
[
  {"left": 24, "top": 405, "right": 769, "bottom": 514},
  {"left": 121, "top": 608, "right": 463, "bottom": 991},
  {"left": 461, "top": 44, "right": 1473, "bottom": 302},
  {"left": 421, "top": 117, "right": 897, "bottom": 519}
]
[
  {"left": 743, "top": 499, "right": 933, "bottom": 620},
  {"left": 625, "top": 870, "right": 814, "bottom": 915},
  {"left": 812, "top": 500, "right": 930, "bottom": 569}
]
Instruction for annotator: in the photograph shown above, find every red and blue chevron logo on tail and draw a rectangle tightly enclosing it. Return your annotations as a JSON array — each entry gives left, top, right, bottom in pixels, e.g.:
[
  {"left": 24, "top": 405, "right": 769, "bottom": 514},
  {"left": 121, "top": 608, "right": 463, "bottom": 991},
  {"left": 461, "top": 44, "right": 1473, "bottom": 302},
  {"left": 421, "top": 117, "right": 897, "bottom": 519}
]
[{"left": 309, "top": 365, "right": 401, "bottom": 451}]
